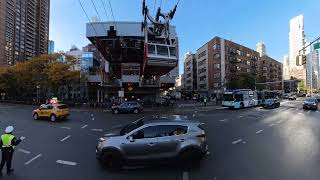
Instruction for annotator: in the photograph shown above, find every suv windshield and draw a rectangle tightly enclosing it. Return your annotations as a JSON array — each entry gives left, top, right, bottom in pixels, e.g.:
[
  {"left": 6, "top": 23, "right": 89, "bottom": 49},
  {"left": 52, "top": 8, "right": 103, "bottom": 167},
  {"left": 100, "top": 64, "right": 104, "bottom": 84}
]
[{"left": 305, "top": 98, "right": 316, "bottom": 102}]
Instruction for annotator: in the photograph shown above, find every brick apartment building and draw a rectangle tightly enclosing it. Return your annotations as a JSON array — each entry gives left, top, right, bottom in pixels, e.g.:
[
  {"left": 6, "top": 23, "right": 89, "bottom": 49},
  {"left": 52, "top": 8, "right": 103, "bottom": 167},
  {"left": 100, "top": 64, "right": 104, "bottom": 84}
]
[
  {"left": 183, "top": 36, "right": 283, "bottom": 96},
  {"left": 257, "top": 55, "right": 283, "bottom": 90}
]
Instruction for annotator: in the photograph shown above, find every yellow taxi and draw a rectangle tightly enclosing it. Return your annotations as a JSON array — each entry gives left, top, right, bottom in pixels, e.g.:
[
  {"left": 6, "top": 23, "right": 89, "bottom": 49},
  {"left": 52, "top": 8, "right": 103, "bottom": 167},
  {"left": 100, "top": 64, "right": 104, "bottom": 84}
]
[{"left": 32, "top": 103, "right": 70, "bottom": 122}]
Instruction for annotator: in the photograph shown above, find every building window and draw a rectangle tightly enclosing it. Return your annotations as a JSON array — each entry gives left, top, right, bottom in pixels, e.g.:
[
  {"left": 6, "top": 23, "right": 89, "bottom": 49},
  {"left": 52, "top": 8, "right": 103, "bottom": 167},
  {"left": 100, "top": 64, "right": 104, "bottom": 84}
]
[
  {"left": 213, "top": 53, "right": 220, "bottom": 59},
  {"left": 199, "top": 84, "right": 207, "bottom": 89},
  {"left": 246, "top": 61, "right": 250, "bottom": 65},
  {"left": 213, "top": 44, "right": 221, "bottom": 50},
  {"left": 214, "top": 83, "right": 219, "bottom": 88},
  {"left": 198, "top": 51, "right": 206, "bottom": 59},
  {"left": 198, "top": 67, "right": 206, "bottom": 74},
  {"left": 263, "top": 67, "right": 267, "bottom": 70},
  {"left": 237, "top": 66, "right": 241, "bottom": 71},
  {"left": 199, "top": 76, "right": 206, "bottom": 82},
  {"left": 198, "top": 59, "right": 206, "bottom": 66},
  {"left": 214, "top": 64, "right": 221, "bottom": 69},
  {"left": 214, "top": 73, "right": 221, "bottom": 79},
  {"left": 246, "top": 69, "right": 250, "bottom": 73}
]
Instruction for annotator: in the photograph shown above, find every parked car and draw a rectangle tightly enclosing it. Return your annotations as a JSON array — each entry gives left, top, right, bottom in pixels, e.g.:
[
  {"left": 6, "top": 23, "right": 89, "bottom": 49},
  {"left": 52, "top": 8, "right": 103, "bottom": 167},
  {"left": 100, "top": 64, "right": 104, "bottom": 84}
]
[
  {"left": 288, "top": 95, "right": 297, "bottom": 100},
  {"left": 283, "top": 94, "right": 290, "bottom": 99},
  {"left": 263, "top": 99, "right": 280, "bottom": 109},
  {"left": 111, "top": 101, "right": 143, "bottom": 114},
  {"left": 303, "top": 98, "right": 318, "bottom": 110},
  {"left": 96, "top": 115, "right": 208, "bottom": 169},
  {"left": 314, "top": 96, "right": 320, "bottom": 103}
]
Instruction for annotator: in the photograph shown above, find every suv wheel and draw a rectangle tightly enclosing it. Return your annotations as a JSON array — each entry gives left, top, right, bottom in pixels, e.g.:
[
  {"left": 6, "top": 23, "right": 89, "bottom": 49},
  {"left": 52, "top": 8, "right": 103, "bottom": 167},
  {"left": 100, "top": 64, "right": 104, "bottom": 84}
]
[
  {"left": 133, "top": 108, "right": 139, "bottom": 114},
  {"left": 50, "top": 114, "right": 56, "bottom": 122},
  {"left": 33, "top": 113, "right": 39, "bottom": 120},
  {"left": 113, "top": 109, "right": 119, "bottom": 114},
  {"left": 101, "top": 151, "right": 123, "bottom": 169}
]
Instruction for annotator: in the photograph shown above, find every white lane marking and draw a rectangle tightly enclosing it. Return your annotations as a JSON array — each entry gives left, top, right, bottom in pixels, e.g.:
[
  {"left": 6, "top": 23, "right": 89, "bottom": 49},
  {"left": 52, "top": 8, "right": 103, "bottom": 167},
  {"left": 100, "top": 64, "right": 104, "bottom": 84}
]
[
  {"left": 92, "top": 118, "right": 95, "bottom": 121},
  {"left": 298, "top": 112, "right": 304, "bottom": 115},
  {"left": 56, "top": 160, "right": 77, "bottom": 166},
  {"left": 182, "top": 171, "right": 189, "bottom": 180},
  {"left": 25, "top": 154, "right": 42, "bottom": 165},
  {"left": 90, "top": 114, "right": 94, "bottom": 117},
  {"left": 18, "top": 148, "right": 31, "bottom": 154},
  {"left": 91, "top": 129, "right": 103, "bottom": 132},
  {"left": 219, "top": 119, "right": 226, "bottom": 122},
  {"left": 269, "top": 124, "right": 275, "bottom": 127},
  {"left": 276, "top": 120, "right": 282, "bottom": 124},
  {"left": 60, "top": 135, "right": 71, "bottom": 142},
  {"left": 239, "top": 116, "right": 243, "bottom": 118},
  {"left": 134, "top": 117, "right": 145, "bottom": 123},
  {"left": 232, "top": 139, "right": 242, "bottom": 144},
  {"left": 256, "top": 130, "right": 263, "bottom": 134},
  {"left": 317, "top": 111, "right": 319, "bottom": 113},
  {"left": 61, "top": 127, "right": 71, "bottom": 130},
  {"left": 81, "top": 124, "right": 88, "bottom": 129},
  {"left": 307, "top": 110, "right": 311, "bottom": 114}
]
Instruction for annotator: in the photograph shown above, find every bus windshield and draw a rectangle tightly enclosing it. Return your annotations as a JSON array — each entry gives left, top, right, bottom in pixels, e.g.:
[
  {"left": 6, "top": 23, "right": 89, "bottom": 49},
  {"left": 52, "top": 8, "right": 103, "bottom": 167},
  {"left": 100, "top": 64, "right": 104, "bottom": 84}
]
[
  {"left": 223, "top": 94, "right": 234, "bottom": 101},
  {"left": 235, "top": 94, "right": 244, "bottom": 101}
]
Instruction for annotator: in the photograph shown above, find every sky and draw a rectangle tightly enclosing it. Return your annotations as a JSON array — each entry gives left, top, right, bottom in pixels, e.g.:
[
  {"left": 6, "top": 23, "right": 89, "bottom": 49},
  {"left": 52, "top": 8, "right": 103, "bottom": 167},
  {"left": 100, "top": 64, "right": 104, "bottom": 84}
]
[{"left": 49, "top": 0, "right": 320, "bottom": 74}]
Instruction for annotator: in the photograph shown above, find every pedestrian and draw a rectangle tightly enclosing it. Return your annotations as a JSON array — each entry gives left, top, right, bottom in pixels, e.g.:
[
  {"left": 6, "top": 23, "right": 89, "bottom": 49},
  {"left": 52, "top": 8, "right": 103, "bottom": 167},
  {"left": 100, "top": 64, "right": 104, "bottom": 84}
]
[
  {"left": 0, "top": 126, "right": 25, "bottom": 176},
  {"left": 204, "top": 97, "right": 207, "bottom": 106}
]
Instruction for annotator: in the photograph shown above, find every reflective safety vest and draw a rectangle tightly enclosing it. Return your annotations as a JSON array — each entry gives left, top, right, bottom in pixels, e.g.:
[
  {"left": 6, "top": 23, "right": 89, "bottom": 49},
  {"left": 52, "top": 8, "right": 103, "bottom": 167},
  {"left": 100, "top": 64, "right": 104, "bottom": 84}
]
[{"left": 1, "top": 134, "right": 15, "bottom": 149}]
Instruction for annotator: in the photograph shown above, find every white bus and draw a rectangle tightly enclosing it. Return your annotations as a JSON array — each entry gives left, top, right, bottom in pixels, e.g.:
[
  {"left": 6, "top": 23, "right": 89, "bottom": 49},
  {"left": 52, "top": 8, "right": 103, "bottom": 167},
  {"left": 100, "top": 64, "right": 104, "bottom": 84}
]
[{"left": 222, "top": 89, "right": 259, "bottom": 109}]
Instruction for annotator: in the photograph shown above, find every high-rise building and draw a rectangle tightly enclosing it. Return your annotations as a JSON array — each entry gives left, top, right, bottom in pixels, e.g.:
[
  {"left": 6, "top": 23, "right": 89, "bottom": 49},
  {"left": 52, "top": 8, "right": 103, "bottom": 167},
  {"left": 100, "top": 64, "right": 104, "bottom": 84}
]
[
  {"left": 0, "top": 0, "right": 50, "bottom": 66},
  {"left": 256, "top": 42, "right": 267, "bottom": 57},
  {"left": 289, "top": 15, "right": 306, "bottom": 69},
  {"left": 283, "top": 55, "right": 290, "bottom": 80},
  {"left": 306, "top": 49, "right": 319, "bottom": 90},
  {"left": 184, "top": 52, "right": 197, "bottom": 91},
  {"left": 48, "top": 40, "right": 54, "bottom": 54}
]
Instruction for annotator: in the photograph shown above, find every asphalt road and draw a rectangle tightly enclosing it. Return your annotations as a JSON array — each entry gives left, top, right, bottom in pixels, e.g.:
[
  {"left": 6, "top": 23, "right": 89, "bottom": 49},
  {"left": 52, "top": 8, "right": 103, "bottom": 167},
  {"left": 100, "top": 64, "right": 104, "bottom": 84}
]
[{"left": 0, "top": 98, "right": 319, "bottom": 180}]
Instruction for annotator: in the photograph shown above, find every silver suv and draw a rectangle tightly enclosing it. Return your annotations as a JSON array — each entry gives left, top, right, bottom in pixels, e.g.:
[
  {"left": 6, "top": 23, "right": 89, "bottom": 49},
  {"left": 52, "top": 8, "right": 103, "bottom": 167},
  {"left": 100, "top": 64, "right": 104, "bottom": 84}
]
[{"left": 96, "top": 115, "right": 208, "bottom": 168}]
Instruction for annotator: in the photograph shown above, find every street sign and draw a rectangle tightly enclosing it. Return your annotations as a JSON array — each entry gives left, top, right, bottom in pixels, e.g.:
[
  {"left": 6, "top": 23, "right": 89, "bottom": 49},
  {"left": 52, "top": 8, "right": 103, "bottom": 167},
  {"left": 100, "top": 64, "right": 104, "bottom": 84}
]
[
  {"left": 314, "top": 42, "right": 320, "bottom": 50},
  {"left": 118, "top": 90, "right": 124, "bottom": 98}
]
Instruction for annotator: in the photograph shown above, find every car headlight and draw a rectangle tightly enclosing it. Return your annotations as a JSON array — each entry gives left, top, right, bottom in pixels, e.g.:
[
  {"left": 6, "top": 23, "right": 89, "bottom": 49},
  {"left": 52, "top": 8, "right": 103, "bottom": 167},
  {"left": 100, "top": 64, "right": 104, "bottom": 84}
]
[{"left": 99, "top": 137, "right": 105, "bottom": 142}]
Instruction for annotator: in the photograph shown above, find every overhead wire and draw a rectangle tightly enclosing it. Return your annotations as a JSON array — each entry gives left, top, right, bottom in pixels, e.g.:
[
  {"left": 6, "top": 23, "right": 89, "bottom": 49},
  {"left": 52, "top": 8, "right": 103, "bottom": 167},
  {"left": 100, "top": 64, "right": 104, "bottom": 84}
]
[
  {"left": 107, "top": 0, "right": 118, "bottom": 30},
  {"left": 78, "top": 0, "right": 98, "bottom": 36},
  {"left": 101, "top": 0, "right": 111, "bottom": 23},
  {"left": 91, "top": 0, "right": 102, "bottom": 21}
]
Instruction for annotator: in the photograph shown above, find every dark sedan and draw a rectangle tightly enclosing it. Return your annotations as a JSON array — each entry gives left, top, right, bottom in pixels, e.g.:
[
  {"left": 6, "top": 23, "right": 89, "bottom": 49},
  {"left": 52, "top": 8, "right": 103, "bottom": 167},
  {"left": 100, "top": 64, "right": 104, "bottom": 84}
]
[
  {"left": 303, "top": 98, "right": 318, "bottom": 110},
  {"left": 111, "top": 101, "right": 143, "bottom": 114},
  {"left": 263, "top": 99, "right": 280, "bottom": 109}
]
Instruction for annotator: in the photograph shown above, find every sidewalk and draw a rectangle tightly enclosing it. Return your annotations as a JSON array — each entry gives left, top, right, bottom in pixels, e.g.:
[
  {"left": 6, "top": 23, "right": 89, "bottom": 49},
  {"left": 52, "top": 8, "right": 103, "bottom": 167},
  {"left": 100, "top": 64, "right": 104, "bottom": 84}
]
[{"left": 70, "top": 104, "right": 225, "bottom": 113}]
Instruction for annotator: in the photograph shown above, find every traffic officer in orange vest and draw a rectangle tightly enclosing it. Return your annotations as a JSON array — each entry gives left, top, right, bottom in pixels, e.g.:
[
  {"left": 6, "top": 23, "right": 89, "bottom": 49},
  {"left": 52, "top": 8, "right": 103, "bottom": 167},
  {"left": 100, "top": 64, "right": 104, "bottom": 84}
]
[{"left": 0, "top": 126, "right": 25, "bottom": 176}]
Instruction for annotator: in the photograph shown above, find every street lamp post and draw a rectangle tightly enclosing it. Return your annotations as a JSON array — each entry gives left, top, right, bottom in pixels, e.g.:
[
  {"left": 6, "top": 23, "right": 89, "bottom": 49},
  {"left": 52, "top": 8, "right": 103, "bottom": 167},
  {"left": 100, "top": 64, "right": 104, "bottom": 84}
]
[{"left": 36, "top": 85, "right": 40, "bottom": 103}]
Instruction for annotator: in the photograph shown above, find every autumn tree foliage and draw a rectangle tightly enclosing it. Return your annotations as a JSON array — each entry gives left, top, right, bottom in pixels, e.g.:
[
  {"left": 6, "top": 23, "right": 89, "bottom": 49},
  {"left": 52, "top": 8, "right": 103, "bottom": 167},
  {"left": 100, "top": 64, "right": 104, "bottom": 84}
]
[{"left": 0, "top": 54, "right": 81, "bottom": 101}]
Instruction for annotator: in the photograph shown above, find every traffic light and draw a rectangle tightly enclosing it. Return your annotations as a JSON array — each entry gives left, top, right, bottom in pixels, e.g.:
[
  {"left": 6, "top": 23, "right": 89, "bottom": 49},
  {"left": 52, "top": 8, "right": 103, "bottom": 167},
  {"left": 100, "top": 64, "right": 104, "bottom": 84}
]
[{"left": 302, "top": 55, "right": 307, "bottom": 65}]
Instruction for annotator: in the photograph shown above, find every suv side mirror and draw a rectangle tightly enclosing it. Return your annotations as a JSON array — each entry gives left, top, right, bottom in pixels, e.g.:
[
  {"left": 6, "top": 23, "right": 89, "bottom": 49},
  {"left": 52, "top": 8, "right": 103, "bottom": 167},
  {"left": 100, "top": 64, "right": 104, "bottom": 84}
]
[{"left": 128, "top": 136, "right": 134, "bottom": 142}]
